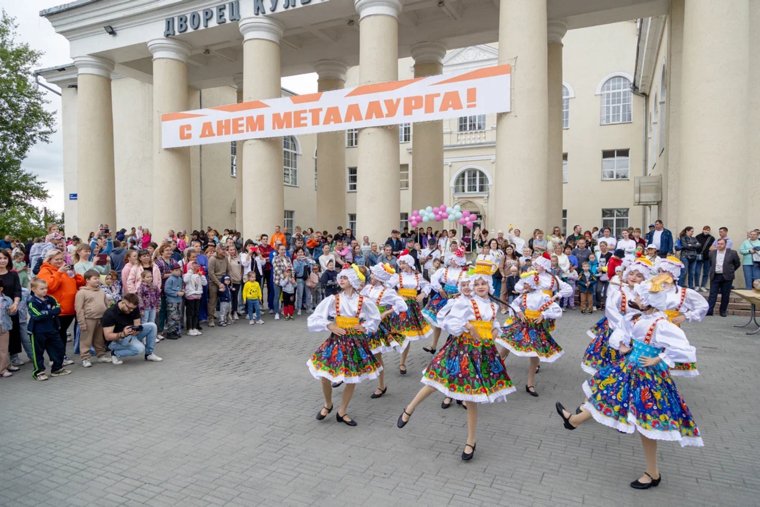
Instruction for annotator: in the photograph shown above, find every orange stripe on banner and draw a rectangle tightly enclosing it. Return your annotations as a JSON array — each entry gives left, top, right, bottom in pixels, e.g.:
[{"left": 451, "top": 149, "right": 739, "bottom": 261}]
[
  {"left": 210, "top": 100, "right": 269, "bottom": 112},
  {"left": 290, "top": 92, "right": 323, "bottom": 104},
  {"left": 161, "top": 112, "right": 206, "bottom": 121},
  {"left": 434, "top": 65, "right": 511, "bottom": 85},
  {"left": 346, "top": 78, "right": 421, "bottom": 97}
]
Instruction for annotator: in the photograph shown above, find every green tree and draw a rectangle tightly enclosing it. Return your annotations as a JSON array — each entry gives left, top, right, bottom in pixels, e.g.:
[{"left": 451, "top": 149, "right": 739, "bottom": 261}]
[{"left": 0, "top": 10, "right": 57, "bottom": 240}]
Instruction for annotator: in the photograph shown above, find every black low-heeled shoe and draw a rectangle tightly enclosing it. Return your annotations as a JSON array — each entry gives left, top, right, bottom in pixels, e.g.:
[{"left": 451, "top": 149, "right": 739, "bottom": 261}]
[
  {"left": 630, "top": 472, "right": 661, "bottom": 489},
  {"left": 315, "top": 405, "right": 333, "bottom": 420},
  {"left": 441, "top": 398, "right": 453, "bottom": 409},
  {"left": 555, "top": 402, "right": 576, "bottom": 430},
  {"left": 399, "top": 365, "right": 407, "bottom": 375},
  {"left": 397, "top": 409, "right": 412, "bottom": 428},
  {"left": 422, "top": 347, "right": 436, "bottom": 355},
  {"left": 370, "top": 386, "right": 387, "bottom": 399},
  {"left": 331, "top": 380, "right": 344, "bottom": 388},
  {"left": 535, "top": 364, "right": 541, "bottom": 374},
  {"left": 456, "top": 400, "right": 467, "bottom": 410},
  {"left": 336, "top": 412, "right": 357, "bottom": 427},
  {"left": 461, "top": 443, "right": 476, "bottom": 461},
  {"left": 525, "top": 385, "right": 539, "bottom": 397}
]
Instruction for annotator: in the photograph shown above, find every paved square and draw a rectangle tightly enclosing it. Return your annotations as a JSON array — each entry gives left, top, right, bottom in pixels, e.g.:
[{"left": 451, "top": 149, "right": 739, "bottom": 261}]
[{"left": 1, "top": 311, "right": 758, "bottom": 506}]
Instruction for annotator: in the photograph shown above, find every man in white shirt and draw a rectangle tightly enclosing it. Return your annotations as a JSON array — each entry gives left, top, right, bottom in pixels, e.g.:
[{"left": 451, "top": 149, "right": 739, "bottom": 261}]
[{"left": 507, "top": 227, "right": 526, "bottom": 254}]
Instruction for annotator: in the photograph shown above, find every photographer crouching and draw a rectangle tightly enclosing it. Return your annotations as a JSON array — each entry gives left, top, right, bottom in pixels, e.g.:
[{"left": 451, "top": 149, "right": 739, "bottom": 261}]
[{"left": 102, "top": 293, "right": 162, "bottom": 365}]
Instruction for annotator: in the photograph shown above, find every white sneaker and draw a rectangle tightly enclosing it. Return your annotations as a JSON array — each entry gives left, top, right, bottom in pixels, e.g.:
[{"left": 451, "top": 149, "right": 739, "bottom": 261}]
[
  {"left": 62, "top": 358, "right": 75, "bottom": 366},
  {"left": 297, "top": 310, "right": 302, "bottom": 316},
  {"left": 111, "top": 355, "right": 123, "bottom": 365},
  {"left": 274, "top": 314, "right": 280, "bottom": 320},
  {"left": 233, "top": 314, "right": 239, "bottom": 320},
  {"left": 257, "top": 320, "right": 264, "bottom": 325},
  {"left": 97, "top": 356, "right": 112, "bottom": 363},
  {"left": 82, "top": 359, "right": 92, "bottom": 368},
  {"left": 592, "top": 306, "right": 597, "bottom": 311},
  {"left": 145, "top": 353, "right": 163, "bottom": 362},
  {"left": 249, "top": 320, "right": 255, "bottom": 325}
]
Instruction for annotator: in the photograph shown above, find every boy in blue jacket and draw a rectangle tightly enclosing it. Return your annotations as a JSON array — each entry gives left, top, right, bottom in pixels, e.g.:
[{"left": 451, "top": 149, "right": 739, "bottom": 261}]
[
  {"left": 28, "top": 278, "right": 69, "bottom": 381},
  {"left": 163, "top": 262, "right": 184, "bottom": 339}
]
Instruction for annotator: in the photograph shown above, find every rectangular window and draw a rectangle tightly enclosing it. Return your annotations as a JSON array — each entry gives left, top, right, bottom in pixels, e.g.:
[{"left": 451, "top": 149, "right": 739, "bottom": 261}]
[
  {"left": 400, "top": 212, "right": 409, "bottom": 231},
  {"left": 399, "top": 164, "right": 409, "bottom": 190},
  {"left": 346, "top": 128, "right": 358, "bottom": 148},
  {"left": 399, "top": 123, "right": 411, "bottom": 143},
  {"left": 348, "top": 214, "right": 357, "bottom": 234},
  {"left": 347, "top": 167, "right": 357, "bottom": 192},
  {"left": 284, "top": 210, "right": 294, "bottom": 231},
  {"left": 562, "top": 153, "right": 568, "bottom": 184},
  {"left": 562, "top": 97, "right": 569, "bottom": 129},
  {"left": 458, "top": 115, "right": 486, "bottom": 132},
  {"left": 230, "top": 141, "right": 237, "bottom": 177},
  {"left": 562, "top": 209, "right": 567, "bottom": 236},
  {"left": 601, "top": 208, "right": 629, "bottom": 238},
  {"left": 601, "top": 149, "right": 630, "bottom": 180}
]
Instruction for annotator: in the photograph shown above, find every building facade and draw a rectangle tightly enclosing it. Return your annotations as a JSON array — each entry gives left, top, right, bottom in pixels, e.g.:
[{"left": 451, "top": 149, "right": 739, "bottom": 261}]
[{"left": 38, "top": 0, "right": 757, "bottom": 248}]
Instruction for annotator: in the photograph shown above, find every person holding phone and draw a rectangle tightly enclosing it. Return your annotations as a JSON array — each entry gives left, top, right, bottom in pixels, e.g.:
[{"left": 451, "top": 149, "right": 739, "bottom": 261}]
[
  {"left": 73, "top": 244, "right": 109, "bottom": 277},
  {"left": 101, "top": 293, "right": 162, "bottom": 365}
]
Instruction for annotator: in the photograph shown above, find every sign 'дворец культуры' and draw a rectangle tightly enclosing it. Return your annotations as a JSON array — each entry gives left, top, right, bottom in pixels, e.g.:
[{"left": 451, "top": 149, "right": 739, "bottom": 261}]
[{"left": 164, "top": 0, "right": 327, "bottom": 37}]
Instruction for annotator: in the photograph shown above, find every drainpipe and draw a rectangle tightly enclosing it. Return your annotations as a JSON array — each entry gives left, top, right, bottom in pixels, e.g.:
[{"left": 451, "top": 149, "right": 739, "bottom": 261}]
[
  {"left": 34, "top": 73, "right": 62, "bottom": 96},
  {"left": 632, "top": 85, "right": 649, "bottom": 227}
]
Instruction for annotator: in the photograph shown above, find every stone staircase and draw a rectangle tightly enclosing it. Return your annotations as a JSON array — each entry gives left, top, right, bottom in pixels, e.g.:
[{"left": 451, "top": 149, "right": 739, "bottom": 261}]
[{"left": 713, "top": 292, "right": 754, "bottom": 317}]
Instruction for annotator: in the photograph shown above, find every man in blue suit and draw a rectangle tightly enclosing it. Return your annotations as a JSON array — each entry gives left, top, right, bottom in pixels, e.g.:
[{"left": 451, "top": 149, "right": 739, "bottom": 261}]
[{"left": 645, "top": 220, "right": 674, "bottom": 258}]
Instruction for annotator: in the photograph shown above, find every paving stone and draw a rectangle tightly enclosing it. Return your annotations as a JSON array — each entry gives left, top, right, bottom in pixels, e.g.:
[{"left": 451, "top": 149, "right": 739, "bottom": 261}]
[{"left": 0, "top": 311, "right": 757, "bottom": 505}]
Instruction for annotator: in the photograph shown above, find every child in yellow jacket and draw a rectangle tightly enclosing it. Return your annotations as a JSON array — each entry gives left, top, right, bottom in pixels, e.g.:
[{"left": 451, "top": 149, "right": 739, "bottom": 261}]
[{"left": 242, "top": 272, "right": 264, "bottom": 325}]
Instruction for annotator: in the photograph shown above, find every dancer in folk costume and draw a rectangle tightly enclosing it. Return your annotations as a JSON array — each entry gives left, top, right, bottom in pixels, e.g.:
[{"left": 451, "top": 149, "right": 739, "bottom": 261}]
[
  {"left": 655, "top": 256, "right": 708, "bottom": 377},
  {"left": 307, "top": 264, "right": 382, "bottom": 426},
  {"left": 421, "top": 247, "right": 468, "bottom": 355},
  {"left": 394, "top": 251, "right": 433, "bottom": 375},
  {"left": 360, "top": 263, "right": 408, "bottom": 399},
  {"left": 514, "top": 252, "right": 573, "bottom": 306},
  {"left": 581, "top": 257, "right": 654, "bottom": 375},
  {"left": 439, "top": 272, "right": 475, "bottom": 410},
  {"left": 496, "top": 271, "right": 563, "bottom": 397},
  {"left": 397, "top": 260, "right": 515, "bottom": 461},
  {"left": 556, "top": 274, "right": 703, "bottom": 489}
]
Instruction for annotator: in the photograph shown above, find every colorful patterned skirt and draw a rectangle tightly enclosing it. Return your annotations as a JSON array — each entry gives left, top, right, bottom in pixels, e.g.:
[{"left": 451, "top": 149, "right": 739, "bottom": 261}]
[
  {"left": 581, "top": 317, "right": 618, "bottom": 375},
  {"left": 307, "top": 330, "right": 382, "bottom": 384},
  {"left": 392, "top": 298, "right": 433, "bottom": 349},
  {"left": 421, "top": 285, "right": 458, "bottom": 327},
  {"left": 496, "top": 319, "right": 564, "bottom": 362},
  {"left": 366, "top": 312, "right": 403, "bottom": 355},
  {"left": 421, "top": 333, "right": 516, "bottom": 403},
  {"left": 581, "top": 340, "right": 703, "bottom": 447}
]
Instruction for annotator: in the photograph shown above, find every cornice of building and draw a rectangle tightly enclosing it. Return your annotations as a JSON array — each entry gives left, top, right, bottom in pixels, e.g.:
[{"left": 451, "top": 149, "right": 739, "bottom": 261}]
[{"left": 633, "top": 16, "right": 666, "bottom": 94}]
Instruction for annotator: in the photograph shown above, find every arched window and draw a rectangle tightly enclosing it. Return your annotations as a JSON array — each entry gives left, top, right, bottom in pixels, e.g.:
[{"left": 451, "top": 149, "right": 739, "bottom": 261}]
[
  {"left": 454, "top": 168, "right": 488, "bottom": 194},
  {"left": 283, "top": 136, "right": 298, "bottom": 186},
  {"left": 562, "top": 85, "right": 571, "bottom": 129},
  {"left": 600, "top": 76, "right": 632, "bottom": 125}
]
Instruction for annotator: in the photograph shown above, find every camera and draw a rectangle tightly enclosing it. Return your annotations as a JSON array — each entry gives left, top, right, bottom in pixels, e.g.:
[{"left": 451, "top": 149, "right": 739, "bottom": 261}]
[{"left": 130, "top": 325, "right": 143, "bottom": 332}]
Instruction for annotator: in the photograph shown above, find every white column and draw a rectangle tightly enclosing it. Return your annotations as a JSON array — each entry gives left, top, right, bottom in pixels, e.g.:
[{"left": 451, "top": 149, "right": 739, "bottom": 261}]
[
  {"left": 411, "top": 41, "right": 446, "bottom": 211},
  {"left": 239, "top": 17, "right": 284, "bottom": 241},
  {"left": 546, "top": 20, "right": 566, "bottom": 230},
  {"left": 354, "top": 0, "right": 401, "bottom": 241},
  {"left": 148, "top": 38, "right": 192, "bottom": 236},
  {"left": 494, "top": 0, "right": 548, "bottom": 233},
  {"left": 73, "top": 56, "right": 116, "bottom": 237},
  {"left": 315, "top": 60, "right": 348, "bottom": 230},
  {"left": 748, "top": 0, "right": 760, "bottom": 231},
  {"left": 679, "top": 0, "right": 749, "bottom": 243}
]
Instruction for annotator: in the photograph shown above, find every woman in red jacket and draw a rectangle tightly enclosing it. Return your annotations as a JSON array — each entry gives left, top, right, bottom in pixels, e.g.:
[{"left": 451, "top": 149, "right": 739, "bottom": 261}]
[{"left": 37, "top": 249, "right": 85, "bottom": 364}]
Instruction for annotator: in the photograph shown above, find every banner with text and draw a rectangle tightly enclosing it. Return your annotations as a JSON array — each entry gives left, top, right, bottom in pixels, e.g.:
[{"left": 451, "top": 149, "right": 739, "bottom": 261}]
[{"left": 161, "top": 64, "right": 511, "bottom": 148}]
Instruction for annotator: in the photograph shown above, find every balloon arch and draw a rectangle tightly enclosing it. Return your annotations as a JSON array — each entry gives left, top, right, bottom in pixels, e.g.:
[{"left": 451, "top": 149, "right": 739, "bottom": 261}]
[{"left": 409, "top": 204, "right": 477, "bottom": 230}]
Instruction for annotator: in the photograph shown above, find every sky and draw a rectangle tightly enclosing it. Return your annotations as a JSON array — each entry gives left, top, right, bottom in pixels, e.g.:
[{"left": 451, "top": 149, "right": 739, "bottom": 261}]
[{"left": 1, "top": 0, "right": 316, "bottom": 213}]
